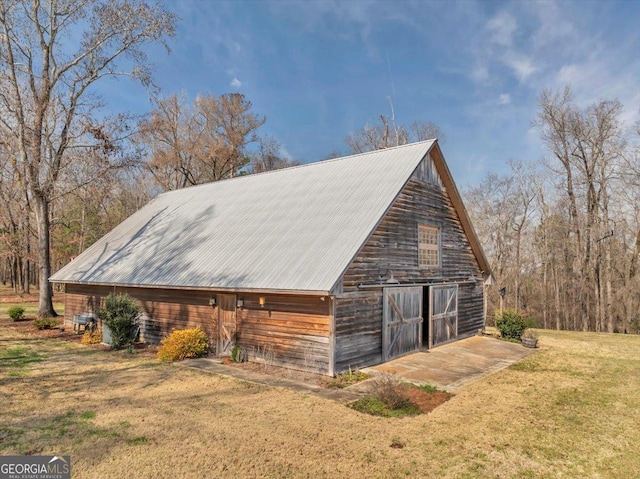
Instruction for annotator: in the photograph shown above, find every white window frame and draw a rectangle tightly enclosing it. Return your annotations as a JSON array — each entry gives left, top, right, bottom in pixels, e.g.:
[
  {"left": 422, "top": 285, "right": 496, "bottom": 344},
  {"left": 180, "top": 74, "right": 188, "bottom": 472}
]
[{"left": 418, "top": 224, "right": 440, "bottom": 269}]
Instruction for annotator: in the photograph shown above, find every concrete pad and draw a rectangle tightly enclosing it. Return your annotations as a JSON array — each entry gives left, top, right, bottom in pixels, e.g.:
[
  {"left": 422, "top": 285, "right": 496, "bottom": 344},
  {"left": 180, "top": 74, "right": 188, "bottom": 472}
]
[
  {"left": 179, "top": 358, "right": 361, "bottom": 403},
  {"left": 364, "top": 335, "right": 534, "bottom": 391}
]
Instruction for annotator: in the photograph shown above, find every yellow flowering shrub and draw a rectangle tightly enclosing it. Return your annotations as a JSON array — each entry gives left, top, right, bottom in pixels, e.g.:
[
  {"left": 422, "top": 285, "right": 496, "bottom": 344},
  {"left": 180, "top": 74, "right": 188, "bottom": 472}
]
[
  {"left": 157, "top": 327, "right": 209, "bottom": 362},
  {"left": 81, "top": 329, "right": 102, "bottom": 345}
]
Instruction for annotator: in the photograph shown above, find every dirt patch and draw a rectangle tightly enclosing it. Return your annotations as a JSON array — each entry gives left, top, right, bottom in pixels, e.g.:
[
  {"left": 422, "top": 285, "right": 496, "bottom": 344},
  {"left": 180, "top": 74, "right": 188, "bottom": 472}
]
[
  {"left": 0, "top": 284, "right": 65, "bottom": 304},
  {"left": 398, "top": 384, "right": 453, "bottom": 413},
  {"left": 0, "top": 316, "right": 78, "bottom": 341},
  {"left": 0, "top": 291, "right": 39, "bottom": 304}
]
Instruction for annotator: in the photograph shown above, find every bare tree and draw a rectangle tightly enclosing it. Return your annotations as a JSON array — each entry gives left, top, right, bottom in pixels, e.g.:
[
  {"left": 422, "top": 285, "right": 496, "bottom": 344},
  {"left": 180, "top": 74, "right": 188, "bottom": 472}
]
[
  {"left": 248, "top": 136, "right": 300, "bottom": 174},
  {"left": 0, "top": 0, "right": 176, "bottom": 316},
  {"left": 463, "top": 162, "right": 536, "bottom": 317},
  {"left": 536, "top": 87, "right": 624, "bottom": 332},
  {"left": 463, "top": 88, "right": 638, "bottom": 334},
  {"left": 137, "top": 93, "right": 203, "bottom": 190},
  {"left": 139, "top": 92, "right": 266, "bottom": 189},
  {"left": 345, "top": 116, "right": 443, "bottom": 154}
]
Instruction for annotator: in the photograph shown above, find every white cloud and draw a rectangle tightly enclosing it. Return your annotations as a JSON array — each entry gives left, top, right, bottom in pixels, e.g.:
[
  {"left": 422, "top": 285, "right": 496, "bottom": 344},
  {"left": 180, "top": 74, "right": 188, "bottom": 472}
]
[
  {"left": 472, "top": 64, "right": 490, "bottom": 83},
  {"left": 230, "top": 78, "right": 242, "bottom": 88},
  {"left": 487, "top": 11, "right": 517, "bottom": 47},
  {"left": 506, "top": 56, "right": 537, "bottom": 82},
  {"left": 498, "top": 94, "right": 511, "bottom": 105},
  {"left": 556, "top": 64, "right": 580, "bottom": 86}
]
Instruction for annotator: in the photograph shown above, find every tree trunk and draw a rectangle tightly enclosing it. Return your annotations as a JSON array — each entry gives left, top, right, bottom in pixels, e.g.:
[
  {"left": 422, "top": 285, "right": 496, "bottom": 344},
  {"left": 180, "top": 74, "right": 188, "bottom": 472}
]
[
  {"left": 542, "top": 259, "right": 548, "bottom": 329},
  {"left": 605, "top": 244, "right": 613, "bottom": 333},
  {"left": 23, "top": 217, "right": 30, "bottom": 294},
  {"left": 11, "top": 256, "right": 17, "bottom": 291},
  {"left": 514, "top": 230, "right": 521, "bottom": 313},
  {"left": 34, "top": 194, "right": 57, "bottom": 317},
  {"left": 553, "top": 265, "right": 562, "bottom": 331},
  {"left": 624, "top": 230, "right": 640, "bottom": 334},
  {"left": 23, "top": 259, "right": 30, "bottom": 294}
]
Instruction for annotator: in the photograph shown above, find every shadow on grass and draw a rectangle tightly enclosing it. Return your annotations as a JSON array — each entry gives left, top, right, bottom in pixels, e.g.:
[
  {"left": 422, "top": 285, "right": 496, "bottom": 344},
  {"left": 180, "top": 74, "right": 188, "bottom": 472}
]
[{"left": 2, "top": 409, "right": 146, "bottom": 456}]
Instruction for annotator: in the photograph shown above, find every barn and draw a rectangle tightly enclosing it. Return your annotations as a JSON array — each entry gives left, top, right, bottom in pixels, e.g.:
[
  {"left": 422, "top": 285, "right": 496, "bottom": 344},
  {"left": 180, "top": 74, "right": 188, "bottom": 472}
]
[{"left": 50, "top": 140, "right": 491, "bottom": 375}]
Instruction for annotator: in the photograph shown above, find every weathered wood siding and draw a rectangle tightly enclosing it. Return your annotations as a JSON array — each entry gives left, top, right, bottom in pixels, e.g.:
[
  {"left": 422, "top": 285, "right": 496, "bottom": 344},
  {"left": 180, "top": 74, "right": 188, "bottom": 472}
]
[
  {"left": 334, "top": 154, "right": 484, "bottom": 371},
  {"left": 457, "top": 282, "right": 484, "bottom": 338},
  {"left": 236, "top": 294, "right": 332, "bottom": 374},
  {"left": 341, "top": 169, "right": 480, "bottom": 290},
  {"left": 64, "top": 284, "right": 333, "bottom": 374},
  {"left": 64, "top": 284, "right": 216, "bottom": 344},
  {"left": 334, "top": 291, "right": 383, "bottom": 371}
]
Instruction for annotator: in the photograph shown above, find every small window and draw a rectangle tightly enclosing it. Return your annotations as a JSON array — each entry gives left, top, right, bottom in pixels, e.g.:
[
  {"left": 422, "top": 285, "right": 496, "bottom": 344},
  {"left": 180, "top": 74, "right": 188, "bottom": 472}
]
[{"left": 419, "top": 225, "right": 440, "bottom": 268}]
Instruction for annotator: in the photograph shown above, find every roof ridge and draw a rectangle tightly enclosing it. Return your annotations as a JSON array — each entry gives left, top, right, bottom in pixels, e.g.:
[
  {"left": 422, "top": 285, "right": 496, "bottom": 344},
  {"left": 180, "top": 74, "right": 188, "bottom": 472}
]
[{"left": 157, "top": 139, "right": 437, "bottom": 198}]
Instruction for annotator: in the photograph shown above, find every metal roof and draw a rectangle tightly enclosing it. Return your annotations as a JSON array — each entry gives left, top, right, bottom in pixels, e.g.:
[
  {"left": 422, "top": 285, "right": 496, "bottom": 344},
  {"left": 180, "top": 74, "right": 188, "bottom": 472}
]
[{"left": 51, "top": 141, "right": 437, "bottom": 293}]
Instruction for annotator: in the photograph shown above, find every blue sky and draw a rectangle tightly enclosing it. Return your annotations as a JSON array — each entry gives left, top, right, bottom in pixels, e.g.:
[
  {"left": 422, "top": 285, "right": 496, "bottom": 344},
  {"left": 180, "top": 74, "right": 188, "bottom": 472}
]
[{"left": 108, "top": 0, "right": 640, "bottom": 186}]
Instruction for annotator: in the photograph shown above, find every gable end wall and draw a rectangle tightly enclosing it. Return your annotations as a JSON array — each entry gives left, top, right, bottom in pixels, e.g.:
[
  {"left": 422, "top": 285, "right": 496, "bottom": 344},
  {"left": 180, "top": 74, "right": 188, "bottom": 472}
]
[{"left": 333, "top": 154, "right": 484, "bottom": 372}]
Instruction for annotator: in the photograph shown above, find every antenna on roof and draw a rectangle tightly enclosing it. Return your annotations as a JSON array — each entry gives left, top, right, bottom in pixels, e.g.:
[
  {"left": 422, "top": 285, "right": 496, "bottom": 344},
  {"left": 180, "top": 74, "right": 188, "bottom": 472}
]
[
  {"left": 386, "top": 52, "right": 396, "bottom": 100},
  {"left": 386, "top": 52, "right": 400, "bottom": 146}
]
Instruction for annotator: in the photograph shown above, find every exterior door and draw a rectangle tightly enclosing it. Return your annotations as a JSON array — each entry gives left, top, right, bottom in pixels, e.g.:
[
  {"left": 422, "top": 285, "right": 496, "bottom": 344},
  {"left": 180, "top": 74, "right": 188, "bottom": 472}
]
[
  {"left": 382, "top": 287, "right": 423, "bottom": 361},
  {"left": 217, "top": 294, "right": 237, "bottom": 356},
  {"left": 429, "top": 284, "right": 458, "bottom": 348}
]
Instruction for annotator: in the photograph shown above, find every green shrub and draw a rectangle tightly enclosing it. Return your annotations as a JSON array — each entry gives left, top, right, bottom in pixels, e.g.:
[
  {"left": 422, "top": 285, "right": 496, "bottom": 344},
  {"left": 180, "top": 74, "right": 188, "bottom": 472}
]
[
  {"left": 33, "top": 317, "right": 59, "bottom": 330},
  {"left": 98, "top": 293, "right": 142, "bottom": 350},
  {"left": 350, "top": 396, "right": 421, "bottom": 417},
  {"left": 418, "top": 383, "right": 438, "bottom": 393},
  {"left": 323, "top": 367, "right": 370, "bottom": 389},
  {"left": 231, "top": 344, "right": 246, "bottom": 363},
  {"left": 495, "top": 309, "right": 529, "bottom": 341},
  {"left": 157, "top": 327, "right": 209, "bottom": 362},
  {"left": 8, "top": 305, "right": 26, "bottom": 321}
]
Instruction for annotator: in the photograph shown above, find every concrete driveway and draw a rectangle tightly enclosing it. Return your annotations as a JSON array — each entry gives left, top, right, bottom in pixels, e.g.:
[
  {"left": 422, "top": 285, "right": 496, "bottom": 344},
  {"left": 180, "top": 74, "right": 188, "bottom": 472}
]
[{"left": 364, "top": 335, "right": 534, "bottom": 391}]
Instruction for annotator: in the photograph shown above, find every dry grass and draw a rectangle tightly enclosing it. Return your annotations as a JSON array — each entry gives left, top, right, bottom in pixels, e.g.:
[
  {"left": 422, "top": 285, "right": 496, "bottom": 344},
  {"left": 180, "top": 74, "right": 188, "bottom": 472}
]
[
  {"left": 0, "top": 284, "right": 65, "bottom": 318},
  {"left": 1, "top": 323, "right": 639, "bottom": 478}
]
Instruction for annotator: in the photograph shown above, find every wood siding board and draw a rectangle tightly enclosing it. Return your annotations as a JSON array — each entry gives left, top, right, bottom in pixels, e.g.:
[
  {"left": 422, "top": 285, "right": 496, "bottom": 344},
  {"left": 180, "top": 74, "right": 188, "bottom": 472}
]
[
  {"left": 333, "top": 292, "right": 383, "bottom": 372},
  {"left": 63, "top": 284, "right": 332, "bottom": 374},
  {"left": 334, "top": 152, "right": 485, "bottom": 370},
  {"left": 341, "top": 176, "right": 483, "bottom": 291},
  {"left": 329, "top": 297, "right": 336, "bottom": 376},
  {"left": 429, "top": 145, "right": 491, "bottom": 276}
]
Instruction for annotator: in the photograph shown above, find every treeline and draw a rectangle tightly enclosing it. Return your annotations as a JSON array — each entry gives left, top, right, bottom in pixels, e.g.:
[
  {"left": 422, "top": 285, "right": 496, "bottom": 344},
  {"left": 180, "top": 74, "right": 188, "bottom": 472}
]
[
  {"left": 465, "top": 87, "right": 640, "bottom": 334},
  {"left": 0, "top": 91, "right": 299, "bottom": 294},
  {"left": 0, "top": 0, "right": 303, "bottom": 315}
]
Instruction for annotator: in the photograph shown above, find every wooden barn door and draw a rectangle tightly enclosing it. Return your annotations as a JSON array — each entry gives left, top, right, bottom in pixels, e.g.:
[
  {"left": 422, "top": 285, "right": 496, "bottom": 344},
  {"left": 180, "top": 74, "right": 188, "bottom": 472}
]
[
  {"left": 383, "top": 287, "right": 423, "bottom": 361},
  {"left": 428, "top": 284, "right": 458, "bottom": 348},
  {"left": 217, "top": 294, "right": 237, "bottom": 356}
]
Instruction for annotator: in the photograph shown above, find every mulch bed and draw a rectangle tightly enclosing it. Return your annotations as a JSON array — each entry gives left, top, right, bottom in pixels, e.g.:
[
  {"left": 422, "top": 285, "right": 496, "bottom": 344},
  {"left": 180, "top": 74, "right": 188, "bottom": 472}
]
[
  {"left": 398, "top": 384, "right": 454, "bottom": 413},
  {"left": 1, "top": 316, "right": 81, "bottom": 343},
  {"left": 0, "top": 317, "right": 158, "bottom": 359},
  {"left": 222, "top": 360, "right": 454, "bottom": 412}
]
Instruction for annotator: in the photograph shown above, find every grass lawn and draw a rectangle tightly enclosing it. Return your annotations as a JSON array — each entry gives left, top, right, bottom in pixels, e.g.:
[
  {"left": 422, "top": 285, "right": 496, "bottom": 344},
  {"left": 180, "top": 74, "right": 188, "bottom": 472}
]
[
  {"left": 0, "top": 284, "right": 65, "bottom": 318},
  {"left": 1, "top": 324, "right": 639, "bottom": 478}
]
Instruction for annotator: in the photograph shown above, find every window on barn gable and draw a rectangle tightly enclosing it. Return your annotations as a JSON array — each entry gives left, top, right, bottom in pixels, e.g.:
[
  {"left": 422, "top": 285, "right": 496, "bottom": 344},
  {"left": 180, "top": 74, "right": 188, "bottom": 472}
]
[{"left": 418, "top": 224, "right": 440, "bottom": 268}]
